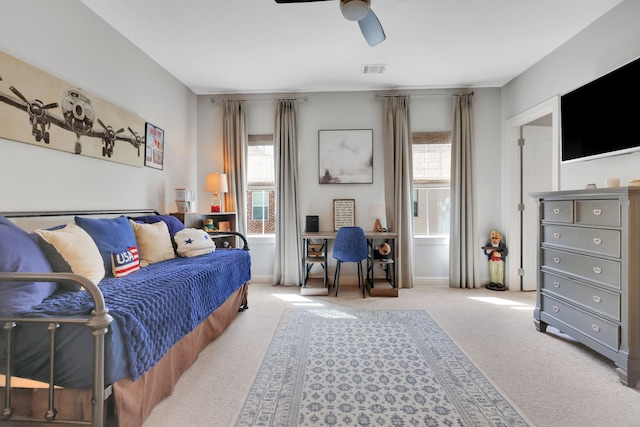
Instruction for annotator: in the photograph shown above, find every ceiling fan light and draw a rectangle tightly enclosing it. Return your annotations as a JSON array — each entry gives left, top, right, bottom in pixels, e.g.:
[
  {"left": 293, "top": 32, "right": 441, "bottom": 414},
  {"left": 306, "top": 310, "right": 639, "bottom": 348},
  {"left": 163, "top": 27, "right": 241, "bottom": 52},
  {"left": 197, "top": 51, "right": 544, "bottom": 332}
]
[{"left": 340, "top": 0, "right": 370, "bottom": 21}]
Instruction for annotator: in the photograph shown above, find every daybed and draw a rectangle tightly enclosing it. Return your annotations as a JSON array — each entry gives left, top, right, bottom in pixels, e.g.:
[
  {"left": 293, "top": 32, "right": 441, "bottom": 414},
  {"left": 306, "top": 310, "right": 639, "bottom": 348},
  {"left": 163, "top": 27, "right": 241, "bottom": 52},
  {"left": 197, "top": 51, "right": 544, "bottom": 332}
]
[{"left": 0, "top": 209, "right": 251, "bottom": 427}]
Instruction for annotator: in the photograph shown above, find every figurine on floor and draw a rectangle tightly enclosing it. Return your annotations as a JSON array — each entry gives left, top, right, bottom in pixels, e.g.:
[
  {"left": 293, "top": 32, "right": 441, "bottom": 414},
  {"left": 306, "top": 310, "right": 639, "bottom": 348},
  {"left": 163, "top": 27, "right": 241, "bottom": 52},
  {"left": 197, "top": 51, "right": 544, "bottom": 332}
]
[{"left": 482, "top": 229, "right": 508, "bottom": 291}]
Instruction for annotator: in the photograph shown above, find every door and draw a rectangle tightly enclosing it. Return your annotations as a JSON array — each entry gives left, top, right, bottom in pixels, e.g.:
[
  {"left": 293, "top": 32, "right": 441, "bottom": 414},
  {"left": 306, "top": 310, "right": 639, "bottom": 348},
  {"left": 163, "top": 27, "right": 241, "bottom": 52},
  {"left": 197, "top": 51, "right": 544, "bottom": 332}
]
[{"left": 521, "top": 121, "right": 553, "bottom": 291}]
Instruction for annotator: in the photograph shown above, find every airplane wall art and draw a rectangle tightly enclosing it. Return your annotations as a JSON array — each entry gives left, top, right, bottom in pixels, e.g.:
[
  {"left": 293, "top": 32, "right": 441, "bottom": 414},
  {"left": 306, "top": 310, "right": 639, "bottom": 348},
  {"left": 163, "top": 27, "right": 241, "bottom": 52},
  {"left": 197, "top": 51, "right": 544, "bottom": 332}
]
[{"left": 0, "top": 49, "right": 146, "bottom": 167}]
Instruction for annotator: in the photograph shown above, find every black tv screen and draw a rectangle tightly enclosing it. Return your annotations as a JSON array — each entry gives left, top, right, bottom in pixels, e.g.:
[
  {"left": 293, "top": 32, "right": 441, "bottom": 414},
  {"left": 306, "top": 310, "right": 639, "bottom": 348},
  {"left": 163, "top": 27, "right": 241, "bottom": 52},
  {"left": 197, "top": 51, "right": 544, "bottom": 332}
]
[{"left": 561, "top": 56, "right": 640, "bottom": 162}]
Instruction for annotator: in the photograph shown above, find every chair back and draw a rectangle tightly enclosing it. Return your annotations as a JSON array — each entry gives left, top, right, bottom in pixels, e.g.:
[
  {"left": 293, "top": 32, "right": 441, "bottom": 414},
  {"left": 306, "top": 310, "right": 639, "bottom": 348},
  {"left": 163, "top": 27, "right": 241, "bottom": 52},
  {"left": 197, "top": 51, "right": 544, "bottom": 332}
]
[{"left": 332, "top": 226, "right": 368, "bottom": 262}]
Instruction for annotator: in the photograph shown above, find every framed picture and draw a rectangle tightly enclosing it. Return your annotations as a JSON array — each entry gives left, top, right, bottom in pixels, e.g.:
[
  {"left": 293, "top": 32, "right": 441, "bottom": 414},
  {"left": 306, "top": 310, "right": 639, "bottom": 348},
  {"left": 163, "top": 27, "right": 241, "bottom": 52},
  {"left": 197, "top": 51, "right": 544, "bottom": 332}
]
[
  {"left": 319, "top": 129, "right": 373, "bottom": 184},
  {"left": 333, "top": 199, "right": 355, "bottom": 231},
  {"left": 0, "top": 49, "right": 145, "bottom": 167},
  {"left": 145, "top": 122, "right": 164, "bottom": 169}
]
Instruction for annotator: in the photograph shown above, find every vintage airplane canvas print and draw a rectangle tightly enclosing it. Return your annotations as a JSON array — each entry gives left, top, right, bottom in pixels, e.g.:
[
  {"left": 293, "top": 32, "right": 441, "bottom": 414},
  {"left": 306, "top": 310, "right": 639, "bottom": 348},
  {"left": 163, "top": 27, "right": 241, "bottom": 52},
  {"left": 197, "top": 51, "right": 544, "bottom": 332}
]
[{"left": 0, "top": 49, "right": 145, "bottom": 167}]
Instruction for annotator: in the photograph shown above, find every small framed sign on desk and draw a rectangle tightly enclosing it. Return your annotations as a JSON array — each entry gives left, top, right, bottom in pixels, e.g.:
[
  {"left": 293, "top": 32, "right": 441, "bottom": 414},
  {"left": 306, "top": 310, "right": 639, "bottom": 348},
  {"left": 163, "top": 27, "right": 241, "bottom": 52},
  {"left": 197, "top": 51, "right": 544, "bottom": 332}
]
[{"left": 333, "top": 199, "right": 355, "bottom": 230}]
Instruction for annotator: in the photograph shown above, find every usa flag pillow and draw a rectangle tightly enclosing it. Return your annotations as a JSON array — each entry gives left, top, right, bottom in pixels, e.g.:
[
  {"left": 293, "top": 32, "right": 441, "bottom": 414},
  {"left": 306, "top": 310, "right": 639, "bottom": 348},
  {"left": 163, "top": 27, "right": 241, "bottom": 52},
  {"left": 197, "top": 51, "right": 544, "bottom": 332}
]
[{"left": 111, "top": 246, "right": 140, "bottom": 278}]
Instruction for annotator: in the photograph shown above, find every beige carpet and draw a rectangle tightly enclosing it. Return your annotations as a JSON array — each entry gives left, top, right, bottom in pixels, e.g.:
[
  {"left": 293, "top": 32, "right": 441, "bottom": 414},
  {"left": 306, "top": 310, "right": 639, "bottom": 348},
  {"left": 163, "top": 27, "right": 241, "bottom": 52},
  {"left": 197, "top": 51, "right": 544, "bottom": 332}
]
[{"left": 142, "top": 284, "right": 640, "bottom": 427}]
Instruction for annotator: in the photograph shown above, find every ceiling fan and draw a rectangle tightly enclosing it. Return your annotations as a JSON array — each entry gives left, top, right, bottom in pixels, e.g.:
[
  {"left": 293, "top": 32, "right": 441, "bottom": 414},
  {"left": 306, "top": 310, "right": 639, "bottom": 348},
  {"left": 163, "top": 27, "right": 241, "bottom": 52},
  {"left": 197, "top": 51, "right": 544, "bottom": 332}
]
[{"left": 274, "top": 0, "right": 386, "bottom": 47}]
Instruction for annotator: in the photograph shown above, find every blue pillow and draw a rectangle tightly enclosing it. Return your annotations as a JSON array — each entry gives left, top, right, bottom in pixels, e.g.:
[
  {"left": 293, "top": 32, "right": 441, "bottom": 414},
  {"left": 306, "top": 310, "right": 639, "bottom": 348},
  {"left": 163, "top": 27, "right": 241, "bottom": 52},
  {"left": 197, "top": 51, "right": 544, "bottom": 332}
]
[
  {"left": 75, "top": 216, "right": 138, "bottom": 278},
  {"left": 0, "top": 215, "right": 57, "bottom": 316},
  {"left": 131, "top": 215, "right": 185, "bottom": 238}
]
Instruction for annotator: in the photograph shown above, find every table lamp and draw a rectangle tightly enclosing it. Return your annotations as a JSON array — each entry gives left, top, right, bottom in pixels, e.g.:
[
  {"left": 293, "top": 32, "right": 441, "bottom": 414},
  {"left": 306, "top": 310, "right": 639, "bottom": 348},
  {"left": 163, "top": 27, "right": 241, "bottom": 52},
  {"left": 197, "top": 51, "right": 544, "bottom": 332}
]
[
  {"left": 369, "top": 203, "right": 385, "bottom": 232},
  {"left": 205, "top": 173, "right": 228, "bottom": 212}
]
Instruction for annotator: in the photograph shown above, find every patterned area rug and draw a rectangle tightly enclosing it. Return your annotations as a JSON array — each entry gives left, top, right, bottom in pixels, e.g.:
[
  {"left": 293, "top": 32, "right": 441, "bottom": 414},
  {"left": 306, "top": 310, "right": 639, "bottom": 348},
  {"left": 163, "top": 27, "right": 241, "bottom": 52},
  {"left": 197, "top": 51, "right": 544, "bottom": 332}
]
[{"left": 235, "top": 309, "right": 530, "bottom": 426}]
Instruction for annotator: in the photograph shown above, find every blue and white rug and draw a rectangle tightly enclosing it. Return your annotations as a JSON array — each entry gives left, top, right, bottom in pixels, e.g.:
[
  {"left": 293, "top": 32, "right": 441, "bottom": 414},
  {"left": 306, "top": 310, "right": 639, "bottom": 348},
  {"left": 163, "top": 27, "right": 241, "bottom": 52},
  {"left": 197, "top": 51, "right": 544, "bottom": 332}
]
[{"left": 235, "top": 309, "right": 530, "bottom": 426}]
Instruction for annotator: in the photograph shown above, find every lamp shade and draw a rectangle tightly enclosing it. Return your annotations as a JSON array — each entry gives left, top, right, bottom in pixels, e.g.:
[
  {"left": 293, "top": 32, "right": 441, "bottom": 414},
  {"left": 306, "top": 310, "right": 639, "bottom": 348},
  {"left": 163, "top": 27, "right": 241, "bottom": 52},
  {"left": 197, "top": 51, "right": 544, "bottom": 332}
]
[
  {"left": 205, "top": 173, "right": 228, "bottom": 193},
  {"left": 369, "top": 203, "right": 385, "bottom": 232},
  {"left": 369, "top": 203, "right": 385, "bottom": 218}
]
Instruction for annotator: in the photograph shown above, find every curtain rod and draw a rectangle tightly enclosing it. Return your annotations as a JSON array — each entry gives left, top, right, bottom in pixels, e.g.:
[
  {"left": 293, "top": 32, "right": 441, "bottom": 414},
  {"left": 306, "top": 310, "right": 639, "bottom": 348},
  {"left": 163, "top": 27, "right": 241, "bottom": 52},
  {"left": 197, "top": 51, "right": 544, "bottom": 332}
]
[
  {"left": 210, "top": 96, "right": 308, "bottom": 103},
  {"left": 376, "top": 91, "right": 473, "bottom": 99}
]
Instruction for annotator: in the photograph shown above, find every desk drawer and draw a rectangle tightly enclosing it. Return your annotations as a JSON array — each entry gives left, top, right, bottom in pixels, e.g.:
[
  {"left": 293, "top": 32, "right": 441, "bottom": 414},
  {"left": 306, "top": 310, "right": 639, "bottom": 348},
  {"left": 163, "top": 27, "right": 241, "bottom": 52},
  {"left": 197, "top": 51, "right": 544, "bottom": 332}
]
[
  {"left": 542, "top": 248, "right": 621, "bottom": 290},
  {"left": 542, "top": 224, "right": 620, "bottom": 258},
  {"left": 542, "top": 200, "right": 573, "bottom": 223},
  {"left": 541, "top": 272, "right": 620, "bottom": 321},
  {"left": 541, "top": 294, "right": 619, "bottom": 350},
  {"left": 575, "top": 200, "right": 620, "bottom": 227}
]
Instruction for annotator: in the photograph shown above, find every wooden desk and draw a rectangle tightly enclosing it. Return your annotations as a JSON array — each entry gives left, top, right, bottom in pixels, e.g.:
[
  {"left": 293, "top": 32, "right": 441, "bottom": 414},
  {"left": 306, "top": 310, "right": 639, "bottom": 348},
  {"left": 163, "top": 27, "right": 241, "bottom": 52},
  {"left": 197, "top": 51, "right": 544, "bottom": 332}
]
[{"left": 300, "top": 230, "right": 398, "bottom": 297}]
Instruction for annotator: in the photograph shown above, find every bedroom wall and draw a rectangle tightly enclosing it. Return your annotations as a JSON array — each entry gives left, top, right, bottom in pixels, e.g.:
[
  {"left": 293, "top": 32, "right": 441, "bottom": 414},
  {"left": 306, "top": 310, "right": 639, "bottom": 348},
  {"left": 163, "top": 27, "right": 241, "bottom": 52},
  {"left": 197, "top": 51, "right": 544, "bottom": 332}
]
[
  {"left": 0, "top": 1, "right": 503, "bottom": 286},
  {"left": 0, "top": 1, "right": 197, "bottom": 214},
  {"left": 198, "top": 88, "right": 502, "bottom": 284},
  {"left": 501, "top": 0, "right": 640, "bottom": 191}
]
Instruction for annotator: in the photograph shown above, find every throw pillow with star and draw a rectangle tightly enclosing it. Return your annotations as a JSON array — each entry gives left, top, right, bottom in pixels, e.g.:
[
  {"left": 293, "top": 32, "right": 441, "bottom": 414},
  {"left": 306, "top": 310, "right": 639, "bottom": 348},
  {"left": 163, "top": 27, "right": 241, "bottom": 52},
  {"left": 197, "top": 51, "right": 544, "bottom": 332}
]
[{"left": 174, "top": 228, "right": 216, "bottom": 257}]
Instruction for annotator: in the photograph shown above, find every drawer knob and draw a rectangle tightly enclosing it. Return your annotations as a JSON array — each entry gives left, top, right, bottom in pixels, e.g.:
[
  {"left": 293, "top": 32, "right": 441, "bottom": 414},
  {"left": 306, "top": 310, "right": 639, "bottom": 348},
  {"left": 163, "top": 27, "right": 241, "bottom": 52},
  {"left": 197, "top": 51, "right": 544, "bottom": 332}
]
[
  {"left": 554, "top": 281, "right": 560, "bottom": 288},
  {"left": 593, "top": 267, "right": 602, "bottom": 274},
  {"left": 553, "top": 306, "right": 559, "bottom": 313},
  {"left": 553, "top": 232, "right": 561, "bottom": 239},
  {"left": 593, "top": 209, "right": 602, "bottom": 216},
  {"left": 593, "top": 238, "right": 602, "bottom": 245},
  {"left": 553, "top": 257, "right": 561, "bottom": 264},
  {"left": 593, "top": 295, "right": 602, "bottom": 303},
  {"left": 592, "top": 324, "right": 600, "bottom": 332},
  {"left": 553, "top": 208, "right": 561, "bottom": 214}
]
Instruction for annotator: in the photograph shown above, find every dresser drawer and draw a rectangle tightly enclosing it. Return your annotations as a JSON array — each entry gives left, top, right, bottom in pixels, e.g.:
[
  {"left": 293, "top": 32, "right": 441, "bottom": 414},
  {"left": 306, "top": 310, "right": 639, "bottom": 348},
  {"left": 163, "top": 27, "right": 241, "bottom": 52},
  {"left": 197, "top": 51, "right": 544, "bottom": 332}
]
[
  {"left": 575, "top": 200, "right": 620, "bottom": 227},
  {"left": 541, "top": 294, "right": 619, "bottom": 350},
  {"left": 542, "top": 248, "right": 621, "bottom": 290},
  {"left": 542, "top": 200, "right": 573, "bottom": 223},
  {"left": 542, "top": 224, "right": 621, "bottom": 258},
  {"left": 541, "top": 272, "right": 620, "bottom": 321}
]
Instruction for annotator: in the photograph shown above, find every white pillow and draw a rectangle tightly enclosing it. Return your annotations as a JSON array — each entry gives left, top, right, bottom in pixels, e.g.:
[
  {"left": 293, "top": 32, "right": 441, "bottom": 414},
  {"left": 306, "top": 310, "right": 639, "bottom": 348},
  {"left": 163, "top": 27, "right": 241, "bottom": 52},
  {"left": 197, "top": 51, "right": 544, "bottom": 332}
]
[
  {"left": 35, "top": 223, "right": 106, "bottom": 285},
  {"left": 129, "top": 220, "right": 176, "bottom": 267},
  {"left": 174, "top": 228, "right": 216, "bottom": 257}
]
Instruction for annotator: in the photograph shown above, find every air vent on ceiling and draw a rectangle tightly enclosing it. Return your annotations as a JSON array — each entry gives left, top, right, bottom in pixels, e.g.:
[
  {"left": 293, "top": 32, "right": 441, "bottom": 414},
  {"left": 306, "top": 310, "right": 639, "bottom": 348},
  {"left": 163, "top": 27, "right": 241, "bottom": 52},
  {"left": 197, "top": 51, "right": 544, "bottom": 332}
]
[{"left": 362, "top": 64, "right": 387, "bottom": 74}]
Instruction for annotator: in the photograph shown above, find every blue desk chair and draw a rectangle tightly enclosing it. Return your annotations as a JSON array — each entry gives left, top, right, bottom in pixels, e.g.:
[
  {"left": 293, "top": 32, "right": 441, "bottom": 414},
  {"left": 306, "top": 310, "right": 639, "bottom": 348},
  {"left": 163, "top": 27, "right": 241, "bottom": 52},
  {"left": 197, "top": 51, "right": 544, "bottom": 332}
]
[{"left": 332, "top": 226, "right": 368, "bottom": 297}]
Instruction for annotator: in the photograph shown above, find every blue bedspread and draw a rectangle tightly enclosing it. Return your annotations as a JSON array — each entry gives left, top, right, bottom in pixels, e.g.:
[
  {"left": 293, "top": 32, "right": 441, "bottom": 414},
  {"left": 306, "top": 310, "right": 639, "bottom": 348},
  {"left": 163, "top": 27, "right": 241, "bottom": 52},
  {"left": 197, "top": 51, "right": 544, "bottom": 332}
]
[{"left": 24, "top": 249, "right": 251, "bottom": 382}]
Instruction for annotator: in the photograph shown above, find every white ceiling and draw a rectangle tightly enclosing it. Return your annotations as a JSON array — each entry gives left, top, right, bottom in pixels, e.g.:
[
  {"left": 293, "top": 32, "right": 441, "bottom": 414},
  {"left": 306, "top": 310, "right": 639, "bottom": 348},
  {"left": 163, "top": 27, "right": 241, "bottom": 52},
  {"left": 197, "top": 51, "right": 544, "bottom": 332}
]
[{"left": 81, "top": 0, "right": 623, "bottom": 95}]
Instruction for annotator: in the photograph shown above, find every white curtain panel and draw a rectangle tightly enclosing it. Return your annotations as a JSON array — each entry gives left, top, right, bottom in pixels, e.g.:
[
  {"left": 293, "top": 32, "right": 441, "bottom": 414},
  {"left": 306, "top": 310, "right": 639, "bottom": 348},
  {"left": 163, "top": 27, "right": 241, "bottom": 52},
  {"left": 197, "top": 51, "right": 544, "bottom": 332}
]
[
  {"left": 273, "top": 100, "right": 302, "bottom": 286},
  {"left": 449, "top": 93, "right": 480, "bottom": 288},
  {"left": 223, "top": 100, "right": 248, "bottom": 236},
  {"left": 383, "top": 96, "right": 414, "bottom": 289}
]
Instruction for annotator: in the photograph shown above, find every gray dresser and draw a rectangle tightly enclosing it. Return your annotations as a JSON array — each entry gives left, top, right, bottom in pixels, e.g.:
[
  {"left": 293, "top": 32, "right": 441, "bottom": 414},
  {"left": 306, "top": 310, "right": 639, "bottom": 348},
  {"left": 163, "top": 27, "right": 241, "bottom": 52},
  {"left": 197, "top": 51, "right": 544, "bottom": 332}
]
[{"left": 531, "top": 187, "right": 640, "bottom": 386}]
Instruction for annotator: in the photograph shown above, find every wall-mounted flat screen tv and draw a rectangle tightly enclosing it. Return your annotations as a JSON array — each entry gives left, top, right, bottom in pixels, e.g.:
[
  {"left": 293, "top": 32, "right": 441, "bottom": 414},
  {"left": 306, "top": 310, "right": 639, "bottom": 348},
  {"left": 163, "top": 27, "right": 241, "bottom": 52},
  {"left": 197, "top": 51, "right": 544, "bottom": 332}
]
[{"left": 561, "top": 56, "right": 640, "bottom": 163}]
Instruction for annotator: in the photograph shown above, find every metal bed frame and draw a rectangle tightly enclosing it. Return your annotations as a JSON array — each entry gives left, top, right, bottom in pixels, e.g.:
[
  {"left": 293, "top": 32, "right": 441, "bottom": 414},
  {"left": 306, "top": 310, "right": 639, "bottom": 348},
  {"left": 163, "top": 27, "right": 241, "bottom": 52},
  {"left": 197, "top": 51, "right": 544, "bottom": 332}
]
[
  {"left": 1, "top": 272, "right": 112, "bottom": 426},
  {"left": 0, "top": 209, "right": 249, "bottom": 426}
]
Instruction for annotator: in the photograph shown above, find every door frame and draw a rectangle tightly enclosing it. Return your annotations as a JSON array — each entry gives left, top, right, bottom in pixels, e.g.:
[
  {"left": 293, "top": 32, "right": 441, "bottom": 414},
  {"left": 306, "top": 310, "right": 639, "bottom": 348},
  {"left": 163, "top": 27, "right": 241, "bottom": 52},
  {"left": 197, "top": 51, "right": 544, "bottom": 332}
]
[{"left": 502, "top": 96, "right": 560, "bottom": 291}]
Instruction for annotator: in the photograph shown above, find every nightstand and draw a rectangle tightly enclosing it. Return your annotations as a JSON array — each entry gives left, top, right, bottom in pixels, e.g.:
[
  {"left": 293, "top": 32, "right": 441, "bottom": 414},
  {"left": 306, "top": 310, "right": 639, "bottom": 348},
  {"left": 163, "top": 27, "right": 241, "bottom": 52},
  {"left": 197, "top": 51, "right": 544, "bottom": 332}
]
[{"left": 170, "top": 212, "right": 238, "bottom": 248}]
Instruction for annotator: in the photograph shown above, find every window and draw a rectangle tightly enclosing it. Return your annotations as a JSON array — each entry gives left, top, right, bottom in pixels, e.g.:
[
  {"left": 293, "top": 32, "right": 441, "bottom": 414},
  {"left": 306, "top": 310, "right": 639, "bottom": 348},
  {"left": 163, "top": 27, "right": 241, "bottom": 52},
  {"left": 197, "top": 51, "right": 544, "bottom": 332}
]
[
  {"left": 412, "top": 131, "right": 451, "bottom": 236},
  {"left": 252, "top": 191, "right": 269, "bottom": 220},
  {"left": 247, "top": 134, "right": 275, "bottom": 235}
]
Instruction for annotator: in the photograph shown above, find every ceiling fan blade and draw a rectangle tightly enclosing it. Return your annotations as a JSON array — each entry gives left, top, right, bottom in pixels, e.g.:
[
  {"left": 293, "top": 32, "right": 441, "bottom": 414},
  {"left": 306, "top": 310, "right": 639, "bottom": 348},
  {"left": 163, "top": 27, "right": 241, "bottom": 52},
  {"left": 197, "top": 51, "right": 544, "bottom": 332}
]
[
  {"left": 274, "top": 0, "right": 332, "bottom": 3},
  {"left": 358, "top": 8, "right": 385, "bottom": 46}
]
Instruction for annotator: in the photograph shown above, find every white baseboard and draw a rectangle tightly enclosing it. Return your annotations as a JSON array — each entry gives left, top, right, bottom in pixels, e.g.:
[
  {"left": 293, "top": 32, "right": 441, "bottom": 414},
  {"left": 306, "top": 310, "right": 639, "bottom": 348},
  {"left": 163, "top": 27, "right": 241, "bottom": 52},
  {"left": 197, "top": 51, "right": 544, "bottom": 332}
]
[
  {"left": 413, "top": 277, "right": 449, "bottom": 287},
  {"left": 249, "top": 275, "right": 275, "bottom": 285},
  {"left": 252, "top": 275, "right": 519, "bottom": 290}
]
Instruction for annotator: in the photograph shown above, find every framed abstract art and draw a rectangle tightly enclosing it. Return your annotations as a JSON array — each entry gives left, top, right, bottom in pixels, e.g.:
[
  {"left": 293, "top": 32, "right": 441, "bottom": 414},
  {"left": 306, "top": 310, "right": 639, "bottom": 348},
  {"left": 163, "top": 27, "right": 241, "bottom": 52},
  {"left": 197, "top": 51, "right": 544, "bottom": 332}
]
[{"left": 318, "top": 129, "right": 373, "bottom": 184}]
